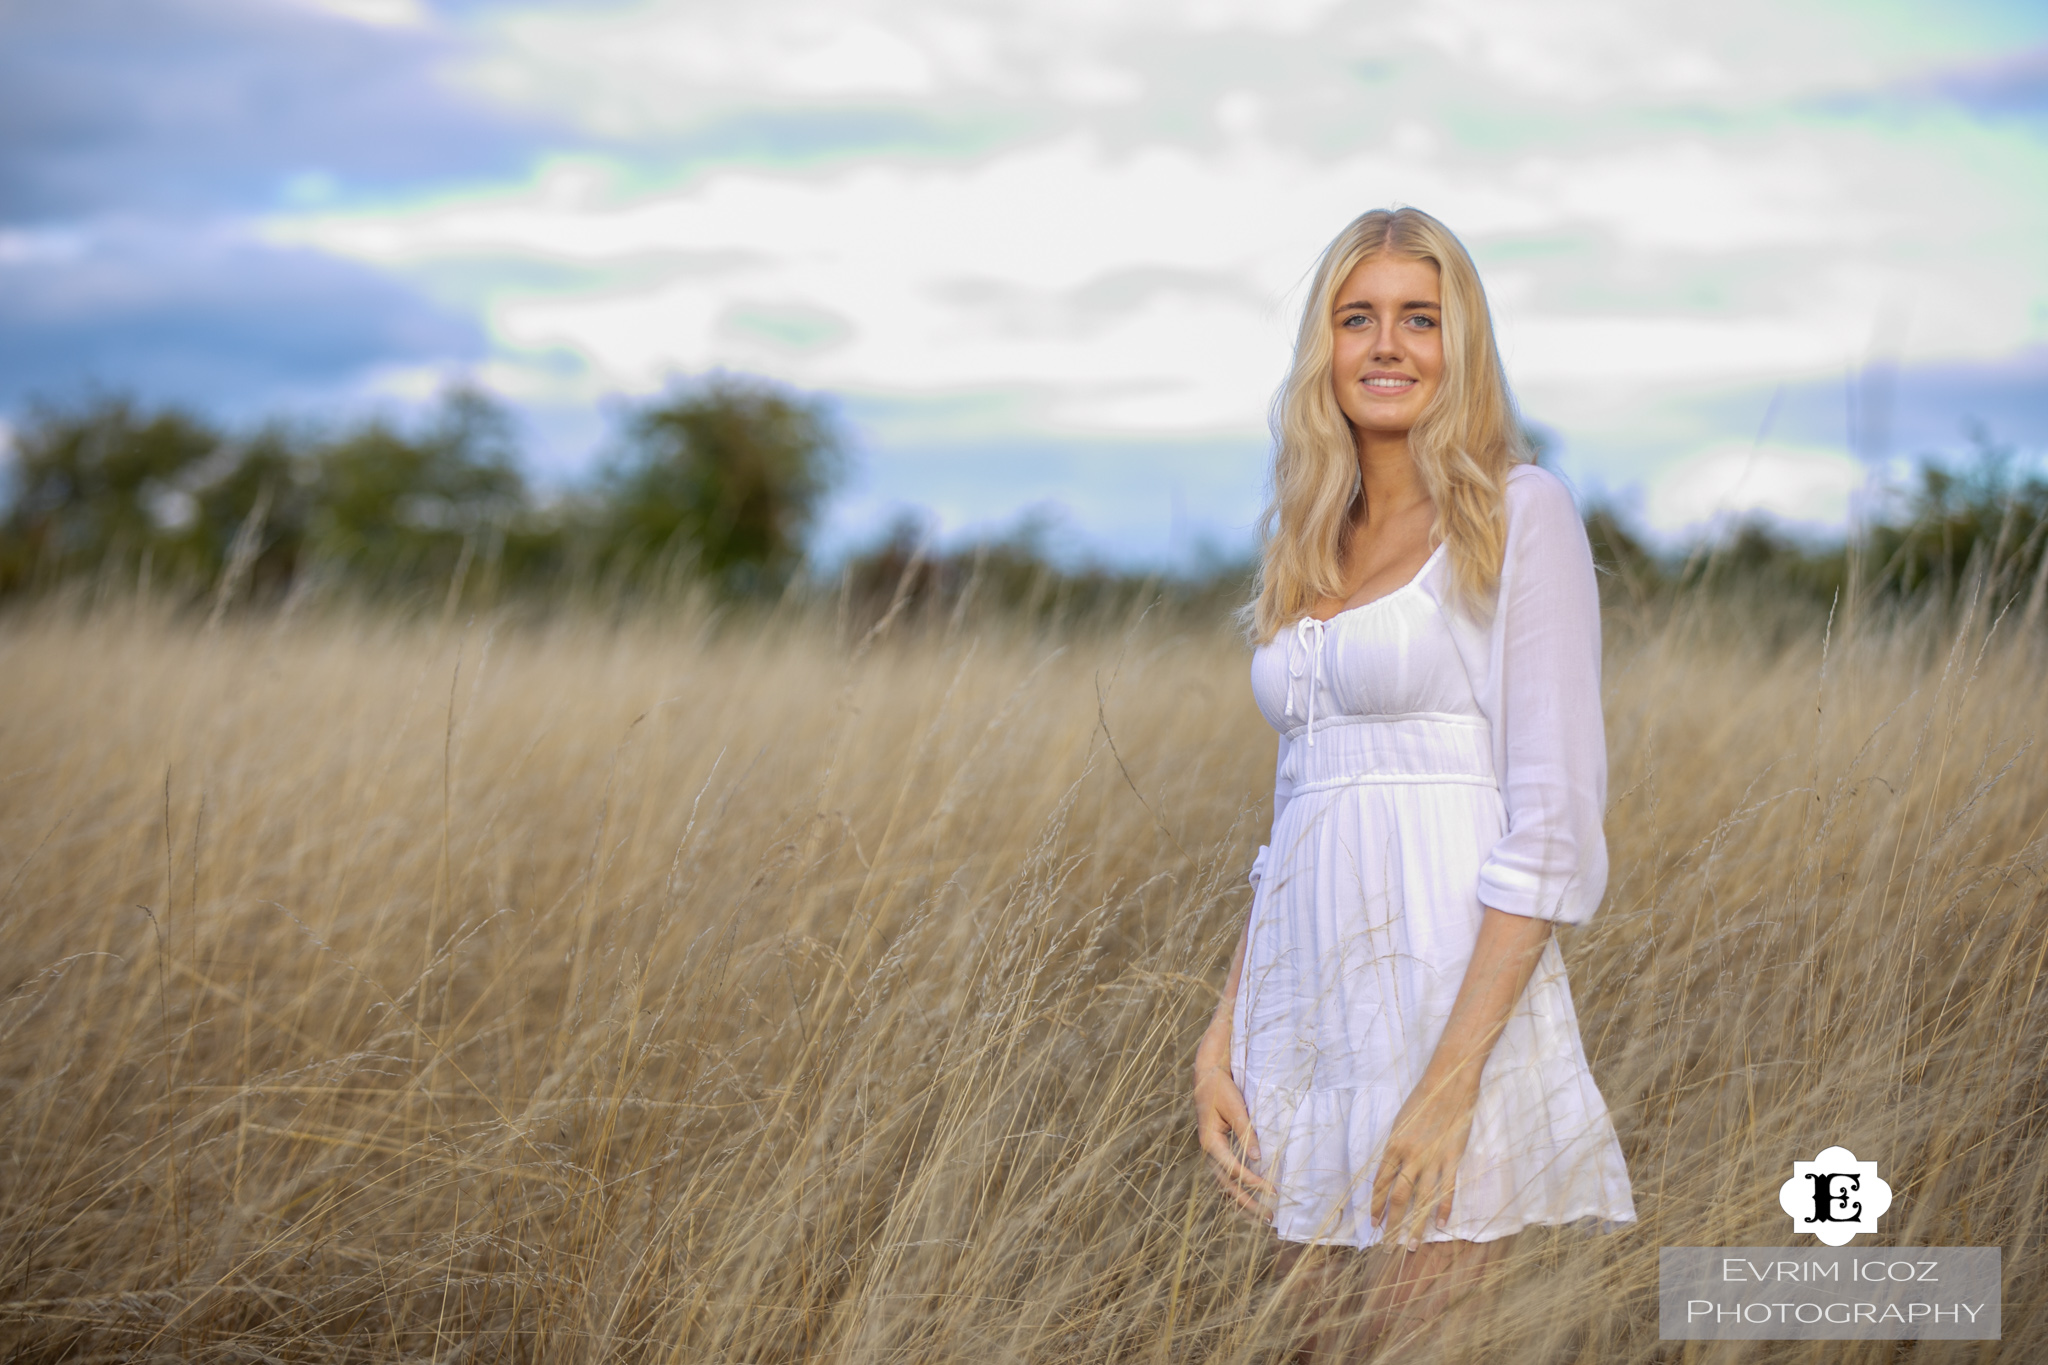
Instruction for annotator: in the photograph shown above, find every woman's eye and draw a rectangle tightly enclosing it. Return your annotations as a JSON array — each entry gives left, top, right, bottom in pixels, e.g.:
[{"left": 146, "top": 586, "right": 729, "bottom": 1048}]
[
  {"left": 1406, "top": 314, "right": 1437, "bottom": 329},
  {"left": 1340, "top": 313, "right": 1371, "bottom": 328}
]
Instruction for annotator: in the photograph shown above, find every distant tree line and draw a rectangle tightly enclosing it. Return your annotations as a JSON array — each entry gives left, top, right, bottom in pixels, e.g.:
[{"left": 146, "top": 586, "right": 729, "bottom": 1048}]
[
  {"left": 2, "top": 379, "right": 2041, "bottom": 634},
  {"left": 0, "top": 378, "right": 847, "bottom": 614},
  {"left": 1584, "top": 424, "right": 2048, "bottom": 630}
]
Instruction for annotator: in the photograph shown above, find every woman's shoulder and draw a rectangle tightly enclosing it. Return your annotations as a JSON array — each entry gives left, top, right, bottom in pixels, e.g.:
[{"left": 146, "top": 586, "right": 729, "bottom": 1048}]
[
  {"left": 1504, "top": 460, "right": 1574, "bottom": 506},
  {"left": 1503, "top": 461, "right": 1583, "bottom": 534}
]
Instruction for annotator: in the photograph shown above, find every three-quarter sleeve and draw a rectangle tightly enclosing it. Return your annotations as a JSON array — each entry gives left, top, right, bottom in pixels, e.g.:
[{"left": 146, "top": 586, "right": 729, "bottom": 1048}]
[
  {"left": 1473, "top": 467, "right": 1610, "bottom": 924},
  {"left": 1248, "top": 729, "right": 1296, "bottom": 891}
]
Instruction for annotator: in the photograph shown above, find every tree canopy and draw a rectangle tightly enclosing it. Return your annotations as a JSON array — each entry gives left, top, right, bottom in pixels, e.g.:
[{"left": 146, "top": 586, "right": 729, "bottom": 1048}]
[
  {"left": 3, "top": 377, "right": 2041, "bottom": 632},
  {"left": 0, "top": 377, "right": 844, "bottom": 608},
  {"left": 596, "top": 377, "right": 843, "bottom": 596}
]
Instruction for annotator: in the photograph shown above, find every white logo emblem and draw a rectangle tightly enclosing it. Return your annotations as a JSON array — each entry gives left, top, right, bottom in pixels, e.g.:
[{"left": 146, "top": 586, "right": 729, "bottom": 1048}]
[{"left": 1780, "top": 1145, "right": 1892, "bottom": 1246}]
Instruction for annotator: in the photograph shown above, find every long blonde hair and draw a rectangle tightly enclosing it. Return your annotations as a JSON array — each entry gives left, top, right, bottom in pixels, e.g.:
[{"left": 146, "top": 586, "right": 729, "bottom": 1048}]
[{"left": 1244, "top": 207, "right": 1530, "bottom": 644}]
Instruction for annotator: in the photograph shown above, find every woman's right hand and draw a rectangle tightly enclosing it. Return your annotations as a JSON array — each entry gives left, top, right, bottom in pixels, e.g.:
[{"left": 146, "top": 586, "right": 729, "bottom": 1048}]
[{"left": 1193, "top": 1017, "right": 1275, "bottom": 1223}]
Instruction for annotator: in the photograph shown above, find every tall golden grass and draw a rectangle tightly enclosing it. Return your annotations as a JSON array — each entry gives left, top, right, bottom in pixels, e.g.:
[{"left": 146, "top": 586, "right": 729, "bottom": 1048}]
[{"left": 1, "top": 585, "right": 2043, "bottom": 1363}]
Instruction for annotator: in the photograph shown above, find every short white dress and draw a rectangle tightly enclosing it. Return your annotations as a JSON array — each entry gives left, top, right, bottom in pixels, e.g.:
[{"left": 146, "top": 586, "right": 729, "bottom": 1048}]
[{"left": 1232, "top": 464, "right": 1636, "bottom": 1248}]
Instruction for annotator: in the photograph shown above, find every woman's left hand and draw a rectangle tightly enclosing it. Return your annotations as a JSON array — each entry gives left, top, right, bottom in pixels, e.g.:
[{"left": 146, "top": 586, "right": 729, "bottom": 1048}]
[
  {"left": 1372, "top": 907, "right": 1551, "bottom": 1249},
  {"left": 1370, "top": 1076, "right": 1478, "bottom": 1250}
]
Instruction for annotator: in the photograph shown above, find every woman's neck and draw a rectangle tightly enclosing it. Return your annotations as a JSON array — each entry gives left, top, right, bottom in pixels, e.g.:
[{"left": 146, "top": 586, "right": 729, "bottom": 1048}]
[{"left": 1354, "top": 430, "right": 1429, "bottom": 528}]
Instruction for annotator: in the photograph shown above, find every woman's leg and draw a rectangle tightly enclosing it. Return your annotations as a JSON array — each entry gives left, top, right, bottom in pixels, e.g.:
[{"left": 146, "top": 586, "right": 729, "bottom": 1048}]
[
  {"left": 1358, "top": 1232, "right": 1517, "bottom": 1358},
  {"left": 1273, "top": 1232, "right": 1518, "bottom": 1363},
  {"left": 1273, "top": 1239, "right": 1369, "bottom": 1362}
]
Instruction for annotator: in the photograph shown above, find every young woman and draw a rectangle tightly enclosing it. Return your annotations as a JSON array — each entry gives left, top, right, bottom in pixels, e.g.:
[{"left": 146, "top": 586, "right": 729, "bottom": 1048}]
[{"left": 1191, "top": 207, "right": 1636, "bottom": 1358}]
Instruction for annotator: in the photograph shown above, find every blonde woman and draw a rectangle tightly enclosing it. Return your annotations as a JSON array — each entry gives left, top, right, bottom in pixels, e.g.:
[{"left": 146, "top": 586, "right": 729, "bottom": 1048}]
[{"left": 1191, "top": 207, "right": 1636, "bottom": 1358}]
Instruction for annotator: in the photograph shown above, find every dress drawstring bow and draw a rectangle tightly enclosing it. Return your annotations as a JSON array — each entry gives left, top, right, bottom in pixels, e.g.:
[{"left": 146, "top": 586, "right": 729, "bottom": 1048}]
[{"left": 1286, "top": 615, "right": 1328, "bottom": 746}]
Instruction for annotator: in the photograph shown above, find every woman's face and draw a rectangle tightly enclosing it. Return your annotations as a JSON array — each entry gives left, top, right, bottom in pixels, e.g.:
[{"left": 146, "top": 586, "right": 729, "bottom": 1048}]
[{"left": 1328, "top": 253, "right": 1444, "bottom": 440}]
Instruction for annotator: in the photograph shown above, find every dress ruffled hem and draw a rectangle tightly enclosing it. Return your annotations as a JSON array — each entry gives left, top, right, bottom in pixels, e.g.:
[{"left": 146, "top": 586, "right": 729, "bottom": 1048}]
[
  {"left": 1273, "top": 1209, "right": 1640, "bottom": 1250},
  {"left": 1245, "top": 1081, "right": 1638, "bottom": 1250}
]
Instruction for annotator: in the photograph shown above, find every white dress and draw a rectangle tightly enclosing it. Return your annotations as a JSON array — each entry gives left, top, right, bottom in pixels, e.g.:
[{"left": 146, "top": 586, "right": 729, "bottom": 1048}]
[{"left": 1231, "top": 464, "right": 1637, "bottom": 1248}]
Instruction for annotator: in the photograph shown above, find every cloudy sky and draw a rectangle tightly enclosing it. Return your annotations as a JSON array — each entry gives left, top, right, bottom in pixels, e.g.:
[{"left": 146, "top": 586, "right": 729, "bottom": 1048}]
[{"left": 4, "top": 0, "right": 2045, "bottom": 565}]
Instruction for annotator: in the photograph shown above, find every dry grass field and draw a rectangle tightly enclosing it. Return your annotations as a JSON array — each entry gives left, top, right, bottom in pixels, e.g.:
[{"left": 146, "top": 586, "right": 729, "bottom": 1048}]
[{"left": 2, "top": 585, "right": 2045, "bottom": 1363}]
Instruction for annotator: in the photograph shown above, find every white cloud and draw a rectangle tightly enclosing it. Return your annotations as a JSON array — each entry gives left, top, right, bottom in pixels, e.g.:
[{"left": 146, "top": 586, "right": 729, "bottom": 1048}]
[
  {"left": 453, "top": 0, "right": 1977, "bottom": 139},
  {"left": 1645, "top": 441, "right": 1870, "bottom": 537},
  {"left": 1508, "top": 313, "right": 1872, "bottom": 386},
  {"left": 460, "top": 0, "right": 1357, "bottom": 129},
  {"left": 250, "top": 0, "right": 2048, "bottom": 538},
  {"left": 270, "top": 135, "right": 1370, "bottom": 428},
  {"left": 1403, "top": 0, "right": 1731, "bottom": 99},
  {"left": 281, "top": 0, "right": 430, "bottom": 29},
  {"left": 269, "top": 120, "right": 1957, "bottom": 438},
  {"left": 1515, "top": 140, "right": 1853, "bottom": 252}
]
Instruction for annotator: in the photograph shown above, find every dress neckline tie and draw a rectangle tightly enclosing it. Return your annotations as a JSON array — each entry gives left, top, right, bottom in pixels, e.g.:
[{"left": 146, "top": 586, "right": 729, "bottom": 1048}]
[{"left": 1286, "top": 614, "right": 1329, "bottom": 746}]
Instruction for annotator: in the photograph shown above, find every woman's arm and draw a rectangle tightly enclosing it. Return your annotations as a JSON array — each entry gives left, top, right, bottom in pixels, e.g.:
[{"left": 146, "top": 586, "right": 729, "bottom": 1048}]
[
  {"left": 1192, "top": 731, "right": 1293, "bottom": 1219},
  {"left": 1193, "top": 910, "right": 1273, "bottom": 1219},
  {"left": 1373, "top": 467, "right": 1610, "bottom": 1246},
  {"left": 1370, "top": 905, "right": 1552, "bottom": 1246},
  {"left": 1474, "top": 466, "right": 1610, "bottom": 926}
]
